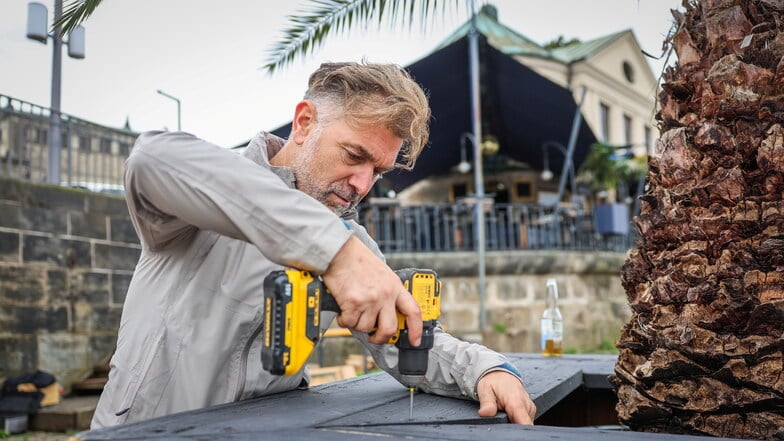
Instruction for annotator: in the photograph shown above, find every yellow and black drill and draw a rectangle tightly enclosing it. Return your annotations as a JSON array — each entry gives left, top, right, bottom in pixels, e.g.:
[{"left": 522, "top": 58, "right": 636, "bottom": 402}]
[{"left": 261, "top": 268, "right": 441, "bottom": 381}]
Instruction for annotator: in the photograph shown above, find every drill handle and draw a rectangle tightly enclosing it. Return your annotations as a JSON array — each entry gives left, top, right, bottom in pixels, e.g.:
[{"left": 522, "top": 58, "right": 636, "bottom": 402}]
[{"left": 320, "top": 290, "right": 341, "bottom": 314}]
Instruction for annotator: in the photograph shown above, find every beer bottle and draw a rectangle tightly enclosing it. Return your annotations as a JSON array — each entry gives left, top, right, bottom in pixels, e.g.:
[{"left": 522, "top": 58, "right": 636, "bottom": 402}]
[{"left": 540, "top": 278, "right": 563, "bottom": 356}]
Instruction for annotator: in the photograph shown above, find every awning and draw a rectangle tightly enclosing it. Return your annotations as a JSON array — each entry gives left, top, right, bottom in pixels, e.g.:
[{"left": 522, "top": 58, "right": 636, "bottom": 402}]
[{"left": 272, "top": 35, "right": 596, "bottom": 193}]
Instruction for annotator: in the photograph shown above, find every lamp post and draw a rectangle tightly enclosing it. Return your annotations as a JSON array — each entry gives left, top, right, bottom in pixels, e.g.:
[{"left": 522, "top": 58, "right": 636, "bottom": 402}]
[
  {"left": 466, "top": 0, "right": 487, "bottom": 334},
  {"left": 26, "top": 0, "right": 86, "bottom": 184},
  {"left": 157, "top": 89, "right": 182, "bottom": 131},
  {"left": 541, "top": 141, "right": 577, "bottom": 204}
]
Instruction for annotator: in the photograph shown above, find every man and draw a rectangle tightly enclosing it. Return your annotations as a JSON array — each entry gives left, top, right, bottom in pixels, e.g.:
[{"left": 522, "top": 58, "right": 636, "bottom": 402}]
[{"left": 92, "top": 61, "right": 536, "bottom": 428}]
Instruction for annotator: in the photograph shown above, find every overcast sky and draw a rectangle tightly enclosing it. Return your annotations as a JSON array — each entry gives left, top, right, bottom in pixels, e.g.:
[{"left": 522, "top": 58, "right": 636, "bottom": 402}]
[{"left": 1, "top": 0, "right": 681, "bottom": 148}]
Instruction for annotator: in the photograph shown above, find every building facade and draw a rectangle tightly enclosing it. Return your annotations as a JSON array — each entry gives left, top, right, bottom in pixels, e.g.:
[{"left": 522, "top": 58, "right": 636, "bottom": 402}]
[{"left": 0, "top": 94, "right": 138, "bottom": 188}]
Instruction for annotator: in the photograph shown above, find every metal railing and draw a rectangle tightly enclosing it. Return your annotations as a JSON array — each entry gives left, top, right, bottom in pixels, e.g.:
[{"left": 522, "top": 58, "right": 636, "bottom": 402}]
[
  {"left": 358, "top": 201, "right": 635, "bottom": 253},
  {"left": 0, "top": 94, "right": 137, "bottom": 188}
]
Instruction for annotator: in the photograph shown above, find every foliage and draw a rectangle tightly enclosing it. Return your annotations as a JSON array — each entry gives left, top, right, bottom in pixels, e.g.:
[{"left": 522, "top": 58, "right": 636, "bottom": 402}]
[
  {"left": 491, "top": 322, "right": 507, "bottom": 334},
  {"left": 577, "top": 142, "right": 647, "bottom": 195},
  {"left": 264, "top": 0, "right": 465, "bottom": 73},
  {"left": 543, "top": 35, "right": 581, "bottom": 50},
  {"left": 55, "top": 0, "right": 104, "bottom": 36},
  {"left": 0, "top": 429, "right": 8, "bottom": 439}
]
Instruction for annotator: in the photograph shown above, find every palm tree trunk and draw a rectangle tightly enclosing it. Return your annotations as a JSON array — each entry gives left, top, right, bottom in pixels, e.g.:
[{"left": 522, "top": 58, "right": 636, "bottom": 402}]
[{"left": 612, "top": 0, "right": 784, "bottom": 438}]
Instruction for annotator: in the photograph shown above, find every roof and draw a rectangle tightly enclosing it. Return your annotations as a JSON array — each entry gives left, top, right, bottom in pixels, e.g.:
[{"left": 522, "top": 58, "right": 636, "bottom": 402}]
[{"left": 436, "top": 6, "right": 631, "bottom": 64}]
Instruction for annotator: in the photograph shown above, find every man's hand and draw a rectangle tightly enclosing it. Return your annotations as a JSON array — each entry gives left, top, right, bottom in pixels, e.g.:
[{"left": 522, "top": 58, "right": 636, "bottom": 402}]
[
  {"left": 477, "top": 370, "right": 536, "bottom": 424},
  {"left": 322, "top": 236, "right": 423, "bottom": 346}
]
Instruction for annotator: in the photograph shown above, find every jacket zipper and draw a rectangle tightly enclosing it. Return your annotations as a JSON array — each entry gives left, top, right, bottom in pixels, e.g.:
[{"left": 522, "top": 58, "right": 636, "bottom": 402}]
[{"left": 233, "top": 319, "right": 265, "bottom": 402}]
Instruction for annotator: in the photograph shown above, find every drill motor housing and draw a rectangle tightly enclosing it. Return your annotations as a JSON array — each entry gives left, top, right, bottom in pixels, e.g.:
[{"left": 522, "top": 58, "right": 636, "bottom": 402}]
[{"left": 261, "top": 268, "right": 441, "bottom": 378}]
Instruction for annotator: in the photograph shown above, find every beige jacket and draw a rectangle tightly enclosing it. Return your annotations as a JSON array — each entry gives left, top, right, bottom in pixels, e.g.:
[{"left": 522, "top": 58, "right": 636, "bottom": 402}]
[{"left": 91, "top": 131, "right": 509, "bottom": 428}]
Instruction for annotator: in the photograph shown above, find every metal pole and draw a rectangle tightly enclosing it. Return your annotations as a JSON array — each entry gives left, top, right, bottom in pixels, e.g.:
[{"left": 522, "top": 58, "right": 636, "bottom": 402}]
[
  {"left": 468, "top": 0, "right": 486, "bottom": 333},
  {"left": 47, "top": 0, "right": 63, "bottom": 184},
  {"left": 556, "top": 86, "right": 587, "bottom": 204},
  {"left": 157, "top": 89, "right": 182, "bottom": 131}
]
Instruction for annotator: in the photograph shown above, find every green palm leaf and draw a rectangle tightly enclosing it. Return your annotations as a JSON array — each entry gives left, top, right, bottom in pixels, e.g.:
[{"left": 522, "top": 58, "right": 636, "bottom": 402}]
[
  {"left": 53, "top": 0, "right": 104, "bottom": 35},
  {"left": 264, "top": 0, "right": 465, "bottom": 74}
]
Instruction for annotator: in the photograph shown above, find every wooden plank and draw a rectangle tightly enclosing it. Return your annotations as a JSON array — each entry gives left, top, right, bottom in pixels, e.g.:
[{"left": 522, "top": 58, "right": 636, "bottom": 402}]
[{"left": 31, "top": 396, "right": 98, "bottom": 432}]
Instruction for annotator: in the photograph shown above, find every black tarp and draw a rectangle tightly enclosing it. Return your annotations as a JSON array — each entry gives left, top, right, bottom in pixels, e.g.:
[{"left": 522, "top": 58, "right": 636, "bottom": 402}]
[{"left": 272, "top": 35, "right": 596, "bottom": 193}]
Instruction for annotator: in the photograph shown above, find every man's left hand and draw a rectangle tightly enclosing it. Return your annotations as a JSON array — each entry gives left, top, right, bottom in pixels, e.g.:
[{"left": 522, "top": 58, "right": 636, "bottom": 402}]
[{"left": 476, "top": 371, "right": 536, "bottom": 424}]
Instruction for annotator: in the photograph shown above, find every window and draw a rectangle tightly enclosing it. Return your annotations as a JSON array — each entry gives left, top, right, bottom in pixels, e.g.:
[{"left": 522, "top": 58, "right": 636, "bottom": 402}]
[
  {"left": 118, "top": 142, "right": 131, "bottom": 156},
  {"left": 644, "top": 126, "right": 652, "bottom": 152},
  {"left": 99, "top": 138, "right": 112, "bottom": 153},
  {"left": 451, "top": 183, "right": 468, "bottom": 201},
  {"left": 599, "top": 102, "right": 610, "bottom": 142},
  {"left": 515, "top": 181, "right": 532, "bottom": 198},
  {"left": 78, "top": 135, "right": 91, "bottom": 152},
  {"left": 623, "top": 61, "right": 635, "bottom": 83},
  {"left": 623, "top": 114, "right": 632, "bottom": 146}
]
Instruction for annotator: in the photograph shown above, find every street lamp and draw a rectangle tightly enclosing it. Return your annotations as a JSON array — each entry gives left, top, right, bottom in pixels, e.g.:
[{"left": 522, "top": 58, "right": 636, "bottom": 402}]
[
  {"left": 541, "top": 141, "right": 577, "bottom": 204},
  {"left": 26, "top": 0, "right": 86, "bottom": 184},
  {"left": 157, "top": 89, "right": 182, "bottom": 131}
]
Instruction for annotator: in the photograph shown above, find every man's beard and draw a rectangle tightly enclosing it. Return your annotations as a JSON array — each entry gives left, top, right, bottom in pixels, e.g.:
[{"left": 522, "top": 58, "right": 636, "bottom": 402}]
[{"left": 291, "top": 133, "right": 361, "bottom": 217}]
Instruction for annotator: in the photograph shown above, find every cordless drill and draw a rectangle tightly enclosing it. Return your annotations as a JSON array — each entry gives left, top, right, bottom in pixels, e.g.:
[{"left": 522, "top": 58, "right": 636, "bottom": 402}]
[{"left": 261, "top": 268, "right": 441, "bottom": 379}]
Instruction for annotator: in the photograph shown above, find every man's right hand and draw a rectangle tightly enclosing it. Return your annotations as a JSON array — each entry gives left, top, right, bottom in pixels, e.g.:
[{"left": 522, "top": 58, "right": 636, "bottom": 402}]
[{"left": 322, "top": 236, "right": 423, "bottom": 346}]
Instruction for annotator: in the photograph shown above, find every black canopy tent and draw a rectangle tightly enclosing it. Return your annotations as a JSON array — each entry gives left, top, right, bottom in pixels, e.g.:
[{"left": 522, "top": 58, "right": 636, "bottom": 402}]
[{"left": 272, "top": 35, "right": 597, "bottom": 194}]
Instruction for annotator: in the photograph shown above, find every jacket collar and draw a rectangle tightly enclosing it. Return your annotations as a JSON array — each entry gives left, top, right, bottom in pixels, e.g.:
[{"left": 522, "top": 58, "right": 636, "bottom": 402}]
[
  {"left": 241, "top": 131, "right": 359, "bottom": 221},
  {"left": 242, "top": 132, "right": 295, "bottom": 188}
]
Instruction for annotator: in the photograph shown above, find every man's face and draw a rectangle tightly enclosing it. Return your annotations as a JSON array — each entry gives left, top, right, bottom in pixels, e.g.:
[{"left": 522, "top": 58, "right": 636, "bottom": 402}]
[{"left": 290, "top": 117, "right": 402, "bottom": 216}]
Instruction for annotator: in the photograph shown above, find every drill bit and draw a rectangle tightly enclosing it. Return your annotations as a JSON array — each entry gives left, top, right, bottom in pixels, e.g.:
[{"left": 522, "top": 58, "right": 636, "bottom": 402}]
[{"left": 409, "top": 387, "right": 414, "bottom": 420}]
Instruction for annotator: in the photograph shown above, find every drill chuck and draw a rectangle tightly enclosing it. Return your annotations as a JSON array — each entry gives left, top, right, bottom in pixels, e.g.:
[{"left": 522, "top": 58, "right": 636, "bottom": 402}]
[{"left": 396, "top": 325, "right": 436, "bottom": 376}]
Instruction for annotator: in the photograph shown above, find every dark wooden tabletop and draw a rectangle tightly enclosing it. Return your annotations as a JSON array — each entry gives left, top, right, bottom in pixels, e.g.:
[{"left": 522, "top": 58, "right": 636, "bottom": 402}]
[{"left": 74, "top": 354, "right": 746, "bottom": 441}]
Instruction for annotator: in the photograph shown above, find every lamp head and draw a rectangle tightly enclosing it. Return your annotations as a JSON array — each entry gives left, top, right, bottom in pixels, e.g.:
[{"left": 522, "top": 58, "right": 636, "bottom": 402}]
[
  {"left": 457, "top": 160, "right": 472, "bottom": 174},
  {"left": 541, "top": 169, "right": 554, "bottom": 181}
]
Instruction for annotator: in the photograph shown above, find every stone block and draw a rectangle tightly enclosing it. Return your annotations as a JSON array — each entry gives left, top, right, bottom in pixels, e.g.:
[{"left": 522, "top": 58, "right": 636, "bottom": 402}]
[
  {"left": 0, "top": 265, "right": 45, "bottom": 304},
  {"left": 88, "top": 194, "right": 128, "bottom": 217},
  {"left": 70, "top": 211, "right": 107, "bottom": 239},
  {"left": 0, "top": 231, "right": 20, "bottom": 263},
  {"left": 28, "top": 185, "right": 85, "bottom": 211},
  {"left": 496, "top": 276, "right": 528, "bottom": 302},
  {"left": 77, "top": 272, "right": 110, "bottom": 305},
  {"left": 88, "top": 334, "right": 117, "bottom": 367},
  {"left": 36, "top": 333, "right": 91, "bottom": 391},
  {"left": 0, "top": 177, "right": 25, "bottom": 203},
  {"left": 22, "top": 235, "right": 91, "bottom": 267},
  {"left": 481, "top": 329, "right": 531, "bottom": 353},
  {"left": 0, "top": 202, "right": 21, "bottom": 228},
  {"left": 91, "top": 306, "right": 122, "bottom": 332},
  {"left": 74, "top": 304, "right": 121, "bottom": 333},
  {"left": 94, "top": 243, "right": 140, "bottom": 271},
  {"left": 47, "top": 269, "right": 68, "bottom": 302},
  {"left": 111, "top": 272, "right": 132, "bottom": 304},
  {"left": 486, "top": 306, "right": 532, "bottom": 332},
  {"left": 19, "top": 206, "right": 68, "bottom": 235},
  {"left": 11, "top": 305, "right": 69, "bottom": 333},
  {"left": 0, "top": 335, "right": 37, "bottom": 378},
  {"left": 110, "top": 217, "right": 138, "bottom": 243},
  {"left": 440, "top": 308, "right": 477, "bottom": 334}
]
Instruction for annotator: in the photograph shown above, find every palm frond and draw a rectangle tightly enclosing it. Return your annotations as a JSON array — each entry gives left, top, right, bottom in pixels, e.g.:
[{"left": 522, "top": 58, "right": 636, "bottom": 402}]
[
  {"left": 263, "top": 0, "right": 463, "bottom": 74},
  {"left": 53, "top": 0, "right": 104, "bottom": 36}
]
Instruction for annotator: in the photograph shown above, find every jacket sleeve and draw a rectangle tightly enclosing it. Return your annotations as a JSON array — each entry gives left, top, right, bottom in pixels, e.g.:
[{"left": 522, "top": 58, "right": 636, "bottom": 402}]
[
  {"left": 124, "top": 131, "right": 352, "bottom": 273},
  {"left": 342, "top": 220, "right": 509, "bottom": 401}
]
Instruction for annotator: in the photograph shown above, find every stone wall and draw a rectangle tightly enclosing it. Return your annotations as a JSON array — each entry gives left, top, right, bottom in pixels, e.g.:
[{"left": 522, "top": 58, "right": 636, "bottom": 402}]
[
  {"left": 0, "top": 177, "right": 629, "bottom": 390},
  {"left": 387, "top": 251, "right": 630, "bottom": 353},
  {"left": 0, "top": 177, "right": 140, "bottom": 391}
]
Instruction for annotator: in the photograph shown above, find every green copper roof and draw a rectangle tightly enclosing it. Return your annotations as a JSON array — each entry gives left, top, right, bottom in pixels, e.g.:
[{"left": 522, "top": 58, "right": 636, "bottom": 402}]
[
  {"left": 550, "top": 29, "right": 630, "bottom": 63},
  {"left": 435, "top": 5, "right": 630, "bottom": 64}
]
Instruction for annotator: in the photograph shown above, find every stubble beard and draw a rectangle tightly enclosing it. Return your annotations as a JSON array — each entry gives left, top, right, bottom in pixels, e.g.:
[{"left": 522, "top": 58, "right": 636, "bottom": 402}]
[{"left": 291, "top": 134, "right": 360, "bottom": 217}]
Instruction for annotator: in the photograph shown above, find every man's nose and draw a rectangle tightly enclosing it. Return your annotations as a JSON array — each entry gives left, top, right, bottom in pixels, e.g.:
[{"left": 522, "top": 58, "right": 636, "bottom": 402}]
[{"left": 347, "top": 165, "right": 376, "bottom": 196}]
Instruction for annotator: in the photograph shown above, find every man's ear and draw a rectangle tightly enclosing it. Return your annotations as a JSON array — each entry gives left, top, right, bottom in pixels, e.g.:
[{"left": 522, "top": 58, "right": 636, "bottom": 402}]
[{"left": 291, "top": 100, "right": 317, "bottom": 144}]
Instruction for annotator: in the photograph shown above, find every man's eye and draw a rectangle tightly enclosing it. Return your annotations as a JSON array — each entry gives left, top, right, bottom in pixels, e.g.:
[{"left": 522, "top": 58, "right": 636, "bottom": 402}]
[{"left": 345, "top": 151, "right": 363, "bottom": 163}]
